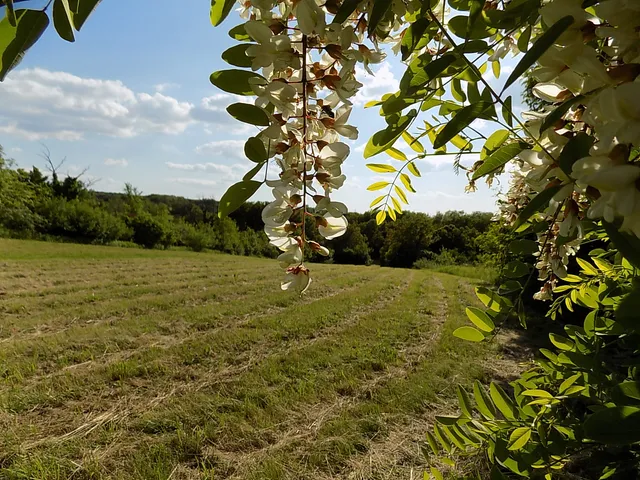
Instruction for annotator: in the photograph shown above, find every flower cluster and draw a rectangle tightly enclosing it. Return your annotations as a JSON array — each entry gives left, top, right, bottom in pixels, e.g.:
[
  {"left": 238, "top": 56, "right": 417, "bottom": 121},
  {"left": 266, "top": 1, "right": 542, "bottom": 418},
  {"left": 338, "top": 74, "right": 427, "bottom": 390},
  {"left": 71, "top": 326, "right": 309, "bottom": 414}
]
[
  {"left": 233, "top": 0, "right": 389, "bottom": 292},
  {"left": 501, "top": 0, "right": 640, "bottom": 299}
]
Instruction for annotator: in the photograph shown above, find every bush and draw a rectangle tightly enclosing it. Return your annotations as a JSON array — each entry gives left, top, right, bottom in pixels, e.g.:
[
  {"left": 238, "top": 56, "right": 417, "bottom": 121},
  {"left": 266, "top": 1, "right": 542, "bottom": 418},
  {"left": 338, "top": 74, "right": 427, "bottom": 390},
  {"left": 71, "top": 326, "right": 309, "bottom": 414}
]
[{"left": 129, "top": 212, "right": 171, "bottom": 249}]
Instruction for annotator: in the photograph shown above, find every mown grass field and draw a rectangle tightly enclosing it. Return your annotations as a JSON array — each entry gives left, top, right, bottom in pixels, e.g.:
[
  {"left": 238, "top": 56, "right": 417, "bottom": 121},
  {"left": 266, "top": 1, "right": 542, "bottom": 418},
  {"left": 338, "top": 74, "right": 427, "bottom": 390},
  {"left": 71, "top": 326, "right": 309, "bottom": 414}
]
[{"left": 0, "top": 239, "right": 502, "bottom": 480}]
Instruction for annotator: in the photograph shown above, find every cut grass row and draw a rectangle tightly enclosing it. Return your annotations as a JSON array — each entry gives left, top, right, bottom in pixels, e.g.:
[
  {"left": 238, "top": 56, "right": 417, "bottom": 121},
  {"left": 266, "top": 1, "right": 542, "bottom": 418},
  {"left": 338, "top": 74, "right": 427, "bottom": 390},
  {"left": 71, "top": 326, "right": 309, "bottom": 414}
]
[{"left": 0, "top": 239, "right": 498, "bottom": 479}]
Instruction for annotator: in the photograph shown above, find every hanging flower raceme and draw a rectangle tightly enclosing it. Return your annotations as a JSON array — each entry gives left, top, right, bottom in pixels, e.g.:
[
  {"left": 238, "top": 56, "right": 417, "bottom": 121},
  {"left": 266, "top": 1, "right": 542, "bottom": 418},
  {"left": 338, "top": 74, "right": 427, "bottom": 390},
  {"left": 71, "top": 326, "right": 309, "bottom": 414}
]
[{"left": 209, "top": 0, "right": 387, "bottom": 292}]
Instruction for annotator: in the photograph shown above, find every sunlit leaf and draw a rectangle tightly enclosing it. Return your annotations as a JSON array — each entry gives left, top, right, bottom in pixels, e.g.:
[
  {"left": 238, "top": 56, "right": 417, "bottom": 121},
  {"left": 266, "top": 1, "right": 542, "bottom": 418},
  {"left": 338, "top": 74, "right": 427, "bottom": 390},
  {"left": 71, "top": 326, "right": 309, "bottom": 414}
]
[
  {"left": 453, "top": 326, "right": 486, "bottom": 342},
  {"left": 370, "top": 195, "right": 385, "bottom": 208},
  {"left": 395, "top": 185, "right": 408, "bottom": 204},
  {"left": 549, "top": 333, "right": 575, "bottom": 351},
  {"left": 365, "top": 110, "right": 417, "bottom": 158},
  {"left": 402, "top": 131, "right": 425, "bottom": 153},
  {"left": 0, "top": 9, "right": 49, "bottom": 81},
  {"left": 466, "top": 307, "right": 495, "bottom": 332},
  {"left": 367, "top": 163, "right": 397, "bottom": 173},
  {"left": 368, "top": 181, "right": 390, "bottom": 191},
  {"left": 401, "top": 17, "right": 431, "bottom": 60},
  {"left": 474, "top": 380, "right": 496, "bottom": 420},
  {"left": 457, "top": 385, "right": 473, "bottom": 418},
  {"left": 210, "top": 0, "right": 236, "bottom": 26},
  {"left": 376, "top": 209, "right": 387, "bottom": 224},
  {"left": 53, "top": 0, "right": 75, "bottom": 42},
  {"left": 407, "top": 161, "right": 421, "bottom": 177},
  {"left": 387, "top": 205, "right": 397, "bottom": 221},
  {"left": 400, "top": 173, "right": 416, "bottom": 192},
  {"left": 386, "top": 147, "right": 407, "bottom": 161},
  {"left": 508, "top": 427, "right": 531, "bottom": 451},
  {"left": 490, "top": 382, "right": 516, "bottom": 420}
]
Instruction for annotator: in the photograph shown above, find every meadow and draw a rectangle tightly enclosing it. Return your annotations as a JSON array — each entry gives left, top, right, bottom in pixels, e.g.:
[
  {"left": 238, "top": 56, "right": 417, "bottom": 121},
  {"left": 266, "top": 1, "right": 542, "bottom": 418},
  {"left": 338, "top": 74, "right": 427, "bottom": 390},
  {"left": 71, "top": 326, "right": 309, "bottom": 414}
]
[{"left": 0, "top": 239, "right": 509, "bottom": 479}]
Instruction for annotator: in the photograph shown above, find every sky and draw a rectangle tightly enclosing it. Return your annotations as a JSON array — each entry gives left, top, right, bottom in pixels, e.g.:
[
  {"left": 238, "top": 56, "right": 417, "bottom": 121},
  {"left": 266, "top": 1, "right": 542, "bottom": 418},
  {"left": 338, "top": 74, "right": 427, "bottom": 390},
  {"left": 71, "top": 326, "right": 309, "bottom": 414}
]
[{"left": 0, "top": 0, "right": 524, "bottom": 215}]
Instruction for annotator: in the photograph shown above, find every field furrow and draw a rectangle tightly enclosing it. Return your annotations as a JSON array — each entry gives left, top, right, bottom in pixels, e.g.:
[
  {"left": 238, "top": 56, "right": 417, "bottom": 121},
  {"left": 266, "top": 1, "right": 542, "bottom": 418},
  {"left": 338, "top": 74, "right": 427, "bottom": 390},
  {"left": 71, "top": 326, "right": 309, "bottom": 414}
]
[{"left": 0, "top": 239, "right": 497, "bottom": 480}]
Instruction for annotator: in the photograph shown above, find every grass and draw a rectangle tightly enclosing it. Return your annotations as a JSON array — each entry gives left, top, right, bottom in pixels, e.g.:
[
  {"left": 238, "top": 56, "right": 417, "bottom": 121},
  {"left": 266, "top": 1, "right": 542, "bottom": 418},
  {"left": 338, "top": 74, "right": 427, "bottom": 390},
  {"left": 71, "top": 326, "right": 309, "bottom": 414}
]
[
  {"left": 0, "top": 238, "right": 504, "bottom": 479},
  {"left": 416, "top": 262, "right": 498, "bottom": 284}
]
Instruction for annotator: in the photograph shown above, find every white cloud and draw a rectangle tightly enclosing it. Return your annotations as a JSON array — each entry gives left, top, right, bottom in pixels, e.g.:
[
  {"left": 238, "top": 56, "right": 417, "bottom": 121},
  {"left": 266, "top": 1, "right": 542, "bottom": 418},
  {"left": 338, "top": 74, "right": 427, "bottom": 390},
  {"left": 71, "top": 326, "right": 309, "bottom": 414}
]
[
  {"left": 0, "top": 68, "right": 251, "bottom": 142},
  {"left": 104, "top": 158, "right": 128, "bottom": 167},
  {"left": 154, "top": 82, "right": 179, "bottom": 93},
  {"left": 9, "top": 147, "right": 22, "bottom": 153},
  {"left": 194, "top": 139, "right": 246, "bottom": 159},
  {"left": 173, "top": 178, "right": 219, "bottom": 187},
  {"left": 353, "top": 64, "right": 399, "bottom": 106},
  {"left": 165, "top": 160, "right": 248, "bottom": 178}
]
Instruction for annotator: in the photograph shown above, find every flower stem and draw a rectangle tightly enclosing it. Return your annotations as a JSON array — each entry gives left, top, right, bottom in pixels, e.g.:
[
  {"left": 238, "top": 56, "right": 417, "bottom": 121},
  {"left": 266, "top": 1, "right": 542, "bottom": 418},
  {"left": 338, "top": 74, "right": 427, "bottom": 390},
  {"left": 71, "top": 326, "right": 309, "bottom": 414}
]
[{"left": 301, "top": 34, "right": 309, "bottom": 260}]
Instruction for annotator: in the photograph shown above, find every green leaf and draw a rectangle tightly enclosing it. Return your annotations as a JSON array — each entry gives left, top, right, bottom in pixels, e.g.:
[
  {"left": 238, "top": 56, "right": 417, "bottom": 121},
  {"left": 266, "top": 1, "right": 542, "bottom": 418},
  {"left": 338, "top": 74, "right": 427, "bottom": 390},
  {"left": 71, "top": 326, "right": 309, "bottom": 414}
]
[
  {"left": 502, "top": 95, "right": 513, "bottom": 127},
  {"left": 400, "top": 173, "right": 415, "bottom": 192},
  {"left": 490, "top": 383, "right": 516, "bottom": 420},
  {"left": 474, "top": 380, "right": 496, "bottom": 420},
  {"left": 584, "top": 406, "right": 640, "bottom": 445},
  {"left": 228, "top": 23, "right": 250, "bottom": 41},
  {"left": 210, "top": 0, "right": 236, "bottom": 26},
  {"left": 507, "top": 427, "right": 531, "bottom": 451},
  {"left": 433, "top": 102, "right": 491, "bottom": 149},
  {"left": 367, "top": 163, "right": 396, "bottom": 173},
  {"left": 332, "top": 0, "right": 361, "bottom": 24},
  {"left": 53, "top": 0, "right": 75, "bottom": 42},
  {"left": 540, "top": 94, "right": 585, "bottom": 133},
  {"left": 509, "top": 239, "right": 538, "bottom": 255},
  {"left": 557, "top": 133, "right": 595, "bottom": 176},
  {"left": 402, "top": 131, "right": 424, "bottom": 153},
  {"left": 451, "top": 77, "right": 467, "bottom": 102},
  {"left": 491, "top": 465, "right": 508, "bottom": 480},
  {"left": 517, "top": 25, "right": 531, "bottom": 52},
  {"left": 367, "top": 0, "right": 391, "bottom": 35},
  {"left": 603, "top": 221, "right": 640, "bottom": 269},
  {"left": 71, "top": 0, "right": 101, "bottom": 31},
  {"left": 210, "top": 69, "right": 265, "bottom": 96},
  {"left": 402, "top": 53, "right": 456, "bottom": 94},
  {"left": 430, "top": 466, "right": 444, "bottom": 480},
  {"left": 244, "top": 137, "right": 268, "bottom": 163},
  {"left": 5, "top": 0, "right": 16, "bottom": 26},
  {"left": 457, "top": 386, "right": 473, "bottom": 418},
  {"left": 395, "top": 185, "right": 408, "bottom": 204},
  {"left": 375, "top": 209, "right": 386, "bottom": 225},
  {"left": 226, "top": 103, "right": 270, "bottom": 126},
  {"left": 522, "top": 389, "right": 553, "bottom": 398},
  {"left": 514, "top": 185, "right": 563, "bottom": 228},
  {"left": 453, "top": 326, "right": 486, "bottom": 342},
  {"left": 401, "top": 17, "right": 431, "bottom": 61},
  {"left": 612, "top": 382, "right": 640, "bottom": 406},
  {"left": 504, "top": 260, "right": 529, "bottom": 279},
  {"left": 466, "top": 307, "right": 495, "bottom": 332},
  {"left": 0, "top": 9, "right": 49, "bottom": 81},
  {"left": 481, "top": 129, "right": 510, "bottom": 160},
  {"left": 368, "top": 181, "right": 390, "bottom": 191},
  {"left": 472, "top": 142, "right": 528, "bottom": 180},
  {"left": 407, "top": 161, "right": 421, "bottom": 177},
  {"left": 466, "top": 0, "right": 484, "bottom": 39},
  {"left": 243, "top": 162, "right": 265, "bottom": 181},
  {"left": 475, "top": 286, "right": 511, "bottom": 312},
  {"left": 425, "top": 431, "right": 440, "bottom": 453},
  {"left": 549, "top": 333, "right": 575, "bottom": 351},
  {"left": 616, "top": 283, "right": 640, "bottom": 330},
  {"left": 364, "top": 110, "right": 417, "bottom": 158},
  {"left": 449, "top": 15, "right": 496, "bottom": 39},
  {"left": 435, "top": 415, "right": 460, "bottom": 426},
  {"left": 370, "top": 195, "right": 385, "bottom": 208},
  {"left": 218, "top": 180, "right": 262, "bottom": 218},
  {"left": 386, "top": 147, "right": 407, "bottom": 161},
  {"left": 503, "top": 15, "right": 574, "bottom": 92},
  {"left": 221, "top": 44, "right": 253, "bottom": 67}
]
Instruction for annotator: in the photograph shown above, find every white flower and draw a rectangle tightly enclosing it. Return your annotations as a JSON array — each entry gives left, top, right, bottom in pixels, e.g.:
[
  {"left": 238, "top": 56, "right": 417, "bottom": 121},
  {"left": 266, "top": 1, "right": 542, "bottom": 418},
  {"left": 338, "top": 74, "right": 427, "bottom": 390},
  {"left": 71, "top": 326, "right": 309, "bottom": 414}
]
[
  {"left": 317, "top": 213, "right": 348, "bottom": 239},
  {"left": 317, "top": 142, "right": 350, "bottom": 176},
  {"left": 262, "top": 201, "right": 293, "bottom": 227},
  {"left": 308, "top": 240, "right": 330, "bottom": 256},
  {"left": 296, "top": 0, "right": 326, "bottom": 35},
  {"left": 278, "top": 243, "right": 303, "bottom": 268},
  {"left": 281, "top": 264, "right": 312, "bottom": 293}
]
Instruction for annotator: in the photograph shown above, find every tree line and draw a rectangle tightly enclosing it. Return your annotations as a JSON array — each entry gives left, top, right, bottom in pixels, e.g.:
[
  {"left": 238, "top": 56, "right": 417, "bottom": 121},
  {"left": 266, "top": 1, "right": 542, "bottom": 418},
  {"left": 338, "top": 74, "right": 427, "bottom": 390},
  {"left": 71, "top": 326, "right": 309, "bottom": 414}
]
[{"left": 0, "top": 147, "right": 503, "bottom": 268}]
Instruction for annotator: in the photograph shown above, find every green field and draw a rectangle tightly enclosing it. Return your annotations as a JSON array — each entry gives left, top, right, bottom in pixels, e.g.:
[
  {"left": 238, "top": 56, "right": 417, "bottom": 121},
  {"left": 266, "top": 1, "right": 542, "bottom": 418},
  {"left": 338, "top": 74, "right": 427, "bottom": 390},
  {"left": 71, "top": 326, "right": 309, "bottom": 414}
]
[{"left": 0, "top": 239, "right": 499, "bottom": 479}]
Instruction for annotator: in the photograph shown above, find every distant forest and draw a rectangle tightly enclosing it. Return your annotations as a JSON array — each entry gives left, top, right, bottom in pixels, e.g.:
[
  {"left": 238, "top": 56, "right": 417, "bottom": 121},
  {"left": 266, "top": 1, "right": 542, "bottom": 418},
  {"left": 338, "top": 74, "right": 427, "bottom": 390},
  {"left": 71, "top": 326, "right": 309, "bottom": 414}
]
[{"left": 0, "top": 147, "right": 506, "bottom": 268}]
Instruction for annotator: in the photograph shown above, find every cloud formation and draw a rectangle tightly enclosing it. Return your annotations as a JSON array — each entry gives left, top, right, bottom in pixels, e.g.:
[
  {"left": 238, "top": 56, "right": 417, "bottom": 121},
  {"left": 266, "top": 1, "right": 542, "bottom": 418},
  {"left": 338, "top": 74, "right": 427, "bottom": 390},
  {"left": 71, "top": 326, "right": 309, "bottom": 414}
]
[
  {"left": 0, "top": 68, "right": 250, "bottom": 141},
  {"left": 104, "top": 158, "right": 129, "bottom": 167}
]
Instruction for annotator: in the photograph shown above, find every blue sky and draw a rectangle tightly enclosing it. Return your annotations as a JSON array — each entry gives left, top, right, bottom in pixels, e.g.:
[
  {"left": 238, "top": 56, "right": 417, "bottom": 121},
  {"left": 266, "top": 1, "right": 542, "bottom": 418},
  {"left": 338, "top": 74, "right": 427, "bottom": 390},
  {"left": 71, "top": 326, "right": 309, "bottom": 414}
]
[{"left": 0, "top": 0, "right": 522, "bottom": 214}]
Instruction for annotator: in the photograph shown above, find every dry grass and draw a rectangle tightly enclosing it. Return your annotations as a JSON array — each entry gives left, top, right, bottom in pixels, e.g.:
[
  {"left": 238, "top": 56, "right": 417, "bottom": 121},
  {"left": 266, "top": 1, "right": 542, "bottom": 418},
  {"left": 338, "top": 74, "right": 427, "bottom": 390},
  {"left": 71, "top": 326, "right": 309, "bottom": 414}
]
[{"left": 0, "top": 239, "right": 503, "bottom": 479}]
